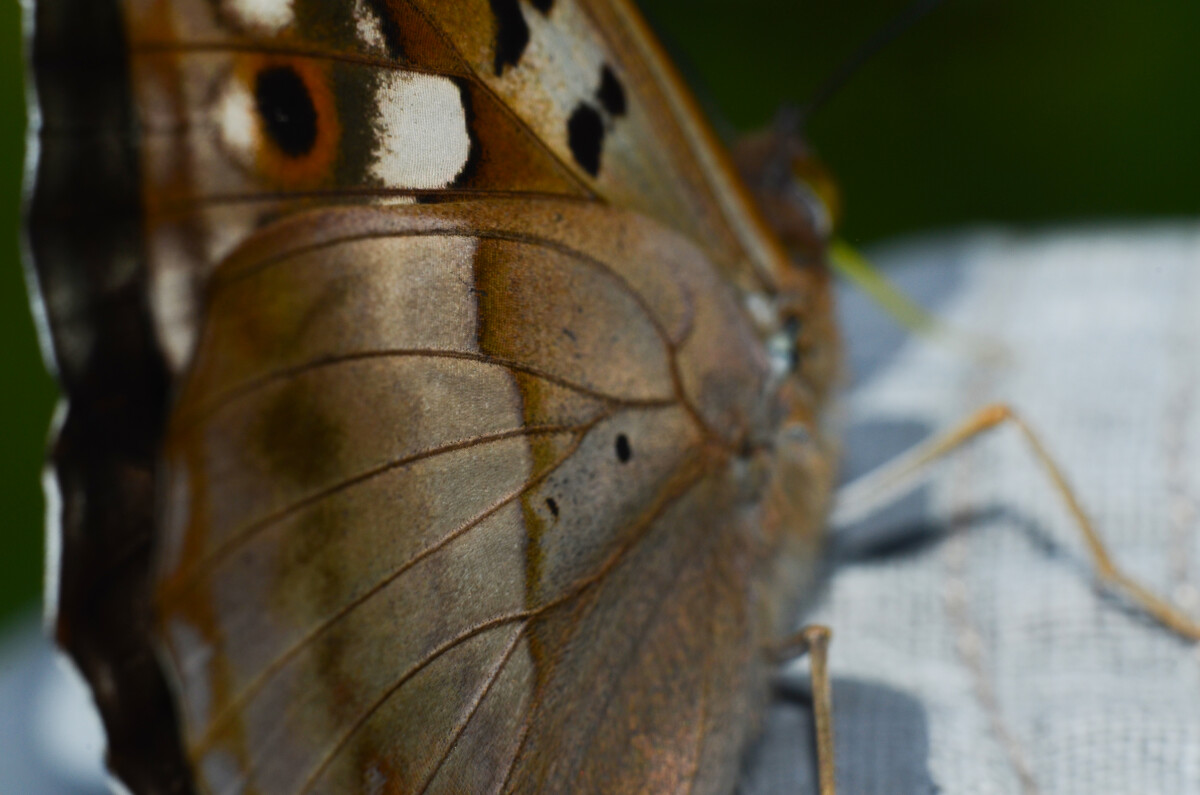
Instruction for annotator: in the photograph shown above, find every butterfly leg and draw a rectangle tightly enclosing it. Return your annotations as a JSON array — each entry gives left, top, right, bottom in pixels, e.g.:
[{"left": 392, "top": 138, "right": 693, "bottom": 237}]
[
  {"left": 774, "top": 625, "right": 837, "bottom": 795},
  {"left": 833, "top": 403, "right": 1200, "bottom": 640}
]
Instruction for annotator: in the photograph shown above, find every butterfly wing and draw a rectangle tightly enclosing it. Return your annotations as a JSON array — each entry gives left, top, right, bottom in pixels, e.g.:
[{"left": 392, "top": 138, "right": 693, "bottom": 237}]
[
  {"left": 122, "top": 0, "right": 792, "bottom": 369},
  {"left": 157, "top": 198, "right": 829, "bottom": 793},
  {"left": 27, "top": 0, "right": 837, "bottom": 792}
]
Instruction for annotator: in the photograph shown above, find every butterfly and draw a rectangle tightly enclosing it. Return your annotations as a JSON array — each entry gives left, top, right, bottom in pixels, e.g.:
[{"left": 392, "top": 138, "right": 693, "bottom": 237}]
[{"left": 26, "top": 0, "right": 843, "bottom": 792}]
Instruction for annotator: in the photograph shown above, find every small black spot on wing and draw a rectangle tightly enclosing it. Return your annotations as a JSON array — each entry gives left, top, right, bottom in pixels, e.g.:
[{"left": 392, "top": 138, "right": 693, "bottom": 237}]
[
  {"left": 545, "top": 497, "right": 560, "bottom": 518},
  {"left": 597, "top": 65, "right": 627, "bottom": 117},
  {"left": 567, "top": 66, "right": 629, "bottom": 178},
  {"left": 615, "top": 434, "right": 632, "bottom": 463},
  {"left": 256, "top": 66, "right": 318, "bottom": 158},
  {"left": 567, "top": 104, "right": 605, "bottom": 177},
  {"left": 489, "top": 0, "right": 530, "bottom": 76}
]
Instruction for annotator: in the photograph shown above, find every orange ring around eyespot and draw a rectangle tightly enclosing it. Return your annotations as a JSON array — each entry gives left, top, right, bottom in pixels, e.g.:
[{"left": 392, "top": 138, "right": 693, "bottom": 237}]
[{"left": 235, "top": 53, "right": 343, "bottom": 189}]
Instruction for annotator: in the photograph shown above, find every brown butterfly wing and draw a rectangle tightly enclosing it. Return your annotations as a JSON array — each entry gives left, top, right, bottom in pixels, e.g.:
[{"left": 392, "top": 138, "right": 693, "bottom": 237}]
[
  {"left": 28, "top": 0, "right": 838, "bottom": 792},
  {"left": 157, "top": 199, "right": 830, "bottom": 793}
]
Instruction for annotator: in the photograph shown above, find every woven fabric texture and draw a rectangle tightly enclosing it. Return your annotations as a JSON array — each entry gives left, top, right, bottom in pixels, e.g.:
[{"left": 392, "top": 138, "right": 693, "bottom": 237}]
[{"left": 742, "top": 226, "right": 1200, "bottom": 794}]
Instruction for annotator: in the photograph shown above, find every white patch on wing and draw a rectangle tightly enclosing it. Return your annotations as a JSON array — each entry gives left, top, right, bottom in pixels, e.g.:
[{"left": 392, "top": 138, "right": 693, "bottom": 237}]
[
  {"left": 149, "top": 231, "right": 204, "bottom": 373},
  {"left": 352, "top": 0, "right": 390, "bottom": 54},
  {"left": 370, "top": 73, "right": 472, "bottom": 190},
  {"left": 215, "top": 77, "right": 258, "bottom": 162},
  {"left": 220, "top": 0, "right": 294, "bottom": 32}
]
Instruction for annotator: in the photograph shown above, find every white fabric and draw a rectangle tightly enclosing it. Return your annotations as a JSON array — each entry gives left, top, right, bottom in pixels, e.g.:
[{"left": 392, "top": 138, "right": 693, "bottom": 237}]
[{"left": 742, "top": 225, "right": 1200, "bottom": 794}]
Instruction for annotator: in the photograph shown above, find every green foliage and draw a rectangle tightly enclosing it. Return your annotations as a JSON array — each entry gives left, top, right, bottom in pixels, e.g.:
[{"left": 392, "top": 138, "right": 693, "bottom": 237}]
[
  {"left": 0, "top": 1, "right": 55, "bottom": 627},
  {"left": 642, "top": 0, "right": 1200, "bottom": 243}
]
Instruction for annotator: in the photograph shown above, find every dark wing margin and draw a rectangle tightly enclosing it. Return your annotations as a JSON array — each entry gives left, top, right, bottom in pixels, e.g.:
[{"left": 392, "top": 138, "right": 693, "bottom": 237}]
[{"left": 24, "top": 0, "right": 194, "bottom": 791}]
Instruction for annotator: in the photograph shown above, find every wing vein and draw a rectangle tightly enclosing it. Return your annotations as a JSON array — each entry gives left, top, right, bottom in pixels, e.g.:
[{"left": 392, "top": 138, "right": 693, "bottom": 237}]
[
  {"left": 133, "top": 41, "right": 465, "bottom": 76},
  {"left": 385, "top": 0, "right": 599, "bottom": 197},
  {"left": 291, "top": 615, "right": 538, "bottom": 795},
  {"left": 168, "top": 423, "right": 587, "bottom": 598},
  {"left": 208, "top": 222, "right": 722, "bottom": 443},
  {"left": 216, "top": 227, "right": 677, "bottom": 354},
  {"left": 141, "top": 187, "right": 591, "bottom": 207},
  {"left": 495, "top": 461, "right": 716, "bottom": 793},
  {"left": 415, "top": 623, "right": 529, "bottom": 795},
  {"left": 188, "top": 417, "right": 600, "bottom": 755},
  {"left": 295, "top": 460, "right": 713, "bottom": 795},
  {"left": 564, "top": 513, "right": 719, "bottom": 792},
  {"left": 177, "top": 349, "right": 675, "bottom": 430}
]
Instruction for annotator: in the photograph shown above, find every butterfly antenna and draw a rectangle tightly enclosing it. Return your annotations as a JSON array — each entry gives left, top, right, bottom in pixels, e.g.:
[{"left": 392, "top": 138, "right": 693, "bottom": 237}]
[{"left": 798, "top": 0, "right": 950, "bottom": 125}]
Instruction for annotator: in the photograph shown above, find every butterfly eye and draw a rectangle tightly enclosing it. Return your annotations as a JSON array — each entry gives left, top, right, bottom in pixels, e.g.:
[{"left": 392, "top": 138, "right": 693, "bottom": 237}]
[
  {"left": 767, "top": 313, "right": 805, "bottom": 378},
  {"left": 255, "top": 66, "right": 319, "bottom": 158},
  {"left": 784, "top": 314, "right": 804, "bottom": 370}
]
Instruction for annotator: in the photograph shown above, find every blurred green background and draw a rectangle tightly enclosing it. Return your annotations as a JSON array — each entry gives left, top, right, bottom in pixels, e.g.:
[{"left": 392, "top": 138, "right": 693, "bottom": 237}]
[{"left": 1, "top": 0, "right": 1198, "bottom": 628}]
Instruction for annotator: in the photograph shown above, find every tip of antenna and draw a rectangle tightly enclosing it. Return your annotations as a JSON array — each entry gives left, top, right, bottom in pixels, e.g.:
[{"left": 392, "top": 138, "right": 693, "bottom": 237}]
[{"left": 801, "top": 0, "right": 949, "bottom": 121}]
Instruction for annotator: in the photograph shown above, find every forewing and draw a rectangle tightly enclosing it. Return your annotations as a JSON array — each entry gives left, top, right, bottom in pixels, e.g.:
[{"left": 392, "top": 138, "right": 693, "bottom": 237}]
[{"left": 121, "top": 0, "right": 788, "bottom": 371}]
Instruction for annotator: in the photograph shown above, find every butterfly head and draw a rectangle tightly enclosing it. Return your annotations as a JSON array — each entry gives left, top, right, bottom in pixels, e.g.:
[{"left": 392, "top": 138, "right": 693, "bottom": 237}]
[
  {"left": 733, "top": 112, "right": 841, "bottom": 269},
  {"left": 730, "top": 109, "right": 843, "bottom": 422}
]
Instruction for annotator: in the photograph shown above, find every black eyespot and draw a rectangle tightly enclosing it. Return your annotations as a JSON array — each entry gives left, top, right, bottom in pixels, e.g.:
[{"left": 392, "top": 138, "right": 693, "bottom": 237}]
[
  {"left": 567, "top": 104, "right": 605, "bottom": 177},
  {"left": 255, "top": 66, "right": 319, "bottom": 158},
  {"left": 545, "top": 497, "right": 560, "bottom": 518},
  {"left": 615, "top": 434, "right": 632, "bottom": 463}
]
